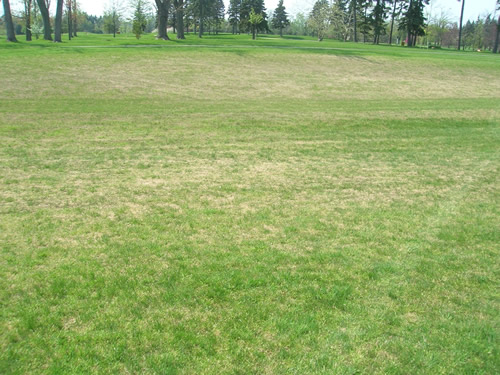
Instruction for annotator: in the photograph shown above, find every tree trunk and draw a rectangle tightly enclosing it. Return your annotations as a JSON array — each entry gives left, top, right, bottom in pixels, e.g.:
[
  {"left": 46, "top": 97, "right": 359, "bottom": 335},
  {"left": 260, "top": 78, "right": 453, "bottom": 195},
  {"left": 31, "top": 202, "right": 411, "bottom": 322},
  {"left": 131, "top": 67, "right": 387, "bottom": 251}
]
[
  {"left": 373, "top": 0, "right": 380, "bottom": 44},
  {"left": 389, "top": 0, "right": 396, "bottom": 44},
  {"left": 407, "top": 0, "right": 413, "bottom": 47},
  {"left": 54, "top": 0, "right": 63, "bottom": 42},
  {"left": 363, "top": 4, "right": 368, "bottom": 43},
  {"left": 458, "top": 0, "right": 465, "bottom": 50},
  {"left": 32, "top": 1, "right": 39, "bottom": 39},
  {"left": 280, "top": 26, "right": 282, "bottom": 37},
  {"left": 68, "top": 0, "right": 72, "bottom": 40},
  {"left": 353, "top": 0, "right": 357, "bottom": 42},
  {"left": 175, "top": 0, "right": 185, "bottom": 39},
  {"left": 155, "top": 0, "right": 170, "bottom": 40},
  {"left": 26, "top": 0, "right": 32, "bottom": 41},
  {"left": 2, "top": 0, "right": 17, "bottom": 42},
  {"left": 73, "top": 0, "right": 78, "bottom": 36},
  {"left": 494, "top": 15, "right": 500, "bottom": 53},
  {"left": 36, "top": 0, "right": 52, "bottom": 40},
  {"left": 252, "top": 26, "right": 256, "bottom": 40}
]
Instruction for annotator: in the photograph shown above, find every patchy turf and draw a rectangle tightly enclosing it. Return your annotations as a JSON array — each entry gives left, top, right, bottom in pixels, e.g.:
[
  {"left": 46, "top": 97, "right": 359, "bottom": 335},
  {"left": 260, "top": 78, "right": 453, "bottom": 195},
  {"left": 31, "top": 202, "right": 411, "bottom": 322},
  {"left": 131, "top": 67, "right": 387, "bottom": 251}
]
[{"left": 0, "top": 33, "right": 499, "bottom": 374}]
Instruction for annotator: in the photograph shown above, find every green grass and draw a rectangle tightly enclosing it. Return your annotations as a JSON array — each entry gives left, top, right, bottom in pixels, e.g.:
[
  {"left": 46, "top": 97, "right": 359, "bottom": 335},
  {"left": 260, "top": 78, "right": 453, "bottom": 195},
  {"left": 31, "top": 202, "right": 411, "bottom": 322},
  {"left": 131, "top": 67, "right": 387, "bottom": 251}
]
[{"left": 0, "top": 33, "right": 499, "bottom": 374}]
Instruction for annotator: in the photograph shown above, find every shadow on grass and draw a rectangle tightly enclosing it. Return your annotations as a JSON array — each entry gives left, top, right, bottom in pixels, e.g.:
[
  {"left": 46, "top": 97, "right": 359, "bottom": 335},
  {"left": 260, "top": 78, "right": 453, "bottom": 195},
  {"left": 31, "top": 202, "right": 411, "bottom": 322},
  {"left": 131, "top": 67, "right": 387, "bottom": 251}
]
[{"left": 280, "top": 35, "right": 309, "bottom": 41}]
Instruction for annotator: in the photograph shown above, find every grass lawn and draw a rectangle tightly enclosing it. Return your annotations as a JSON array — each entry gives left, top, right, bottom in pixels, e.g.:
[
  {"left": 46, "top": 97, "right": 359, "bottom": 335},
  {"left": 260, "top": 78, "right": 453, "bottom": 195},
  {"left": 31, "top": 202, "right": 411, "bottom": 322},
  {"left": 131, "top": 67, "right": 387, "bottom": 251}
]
[{"left": 0, "top": 33, "right": 499, "bottom": 374}]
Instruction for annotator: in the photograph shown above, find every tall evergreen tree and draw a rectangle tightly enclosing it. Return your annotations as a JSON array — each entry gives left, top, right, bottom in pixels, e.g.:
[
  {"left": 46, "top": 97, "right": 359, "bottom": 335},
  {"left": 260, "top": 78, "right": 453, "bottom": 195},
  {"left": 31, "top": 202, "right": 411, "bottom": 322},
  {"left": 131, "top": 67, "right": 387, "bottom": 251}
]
[
  {"left": 2, "top": 0, "right": 17, "bottom": 42},
  {"left": 228, "top": 0, "right": 241, "bottom": 34},
  {"left": 371, "top": 0, "right": 389, "bottom": 44},
  {"left": 358, "top": 0, "right": 372, "bottom": 42},
  {"left": 213, "top": 0, "right": 225, "bottom": 34},
  {"left": 272, "top": 0, "right": 290, "bottom": 37},
  {"left": 132, "top": 0, "right": 147, "bottom": 38},
  {"left": 399, "top": 0, "right": 428, "bottom": 46}
]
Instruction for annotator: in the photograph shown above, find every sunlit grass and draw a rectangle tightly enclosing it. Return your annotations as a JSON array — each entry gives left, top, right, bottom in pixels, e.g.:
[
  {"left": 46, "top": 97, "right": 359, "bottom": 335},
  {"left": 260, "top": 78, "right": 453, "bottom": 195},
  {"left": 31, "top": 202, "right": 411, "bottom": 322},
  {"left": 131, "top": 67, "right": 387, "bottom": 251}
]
[{"left": 0, "top": 34, "right": 499, "bottom": 374}]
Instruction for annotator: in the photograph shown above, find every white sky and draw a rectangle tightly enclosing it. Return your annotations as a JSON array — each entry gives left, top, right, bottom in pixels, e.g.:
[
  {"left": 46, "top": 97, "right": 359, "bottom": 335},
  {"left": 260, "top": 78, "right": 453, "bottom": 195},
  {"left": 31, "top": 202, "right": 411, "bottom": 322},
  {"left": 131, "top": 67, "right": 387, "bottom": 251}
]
[{"left": 6, "top": 0, "right": 499, "bottom": 23}]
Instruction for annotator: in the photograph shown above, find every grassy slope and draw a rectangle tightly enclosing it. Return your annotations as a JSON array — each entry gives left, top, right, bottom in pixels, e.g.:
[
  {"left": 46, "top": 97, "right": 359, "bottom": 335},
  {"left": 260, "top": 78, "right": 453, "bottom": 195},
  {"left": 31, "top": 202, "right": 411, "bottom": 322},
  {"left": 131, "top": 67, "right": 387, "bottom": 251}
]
[{"left": 0, "top": 33, "right": 499, "bottom": 374}]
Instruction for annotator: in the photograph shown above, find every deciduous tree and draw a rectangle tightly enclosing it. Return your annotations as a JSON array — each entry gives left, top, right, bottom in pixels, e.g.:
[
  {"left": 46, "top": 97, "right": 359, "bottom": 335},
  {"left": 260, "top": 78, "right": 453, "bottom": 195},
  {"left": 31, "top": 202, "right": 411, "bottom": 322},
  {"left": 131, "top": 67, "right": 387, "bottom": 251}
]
[
  {"left": 35, "top": 0, "right": 52, "bottom": 40},
  {"left": 426, "top": 9, "right": 451, "bottom": 47},
  {"left": 22, "top": 0, "right": 33, "bottom": 41},
  {"left": 308, "top": 0, "right": 330, "bottom": 41},
  {"left": 72, "top": 0, "right": 78, "bottom": 36},
  {"left": 104, "top": 0, "right": 123, "bottom": 38},
  {"left": 289, "top": 12, "right": 308, "bottom": 35},
  {"left": 2, "top": 0, "right": 17, "bottom": 42},
  {"left": 330, "top": 0, "right": 352, "bottom": 42},
  {"left": 248, "top": 7, "right": 263, "bottom": 39},
  {"left": 154, "top": 0, "right": 170, "bottom": 40},
  {"left": 54, "top": 0, "right": 63, "bottom": 42},
  {"left": 173, "top": 0, "right": 185, "bottom": 38},
  {"left": 67, "top": 0, "right": 72, "bottom": 40},
  {"left": 240, "top": 0, "right": 267, "bottom": 35}
]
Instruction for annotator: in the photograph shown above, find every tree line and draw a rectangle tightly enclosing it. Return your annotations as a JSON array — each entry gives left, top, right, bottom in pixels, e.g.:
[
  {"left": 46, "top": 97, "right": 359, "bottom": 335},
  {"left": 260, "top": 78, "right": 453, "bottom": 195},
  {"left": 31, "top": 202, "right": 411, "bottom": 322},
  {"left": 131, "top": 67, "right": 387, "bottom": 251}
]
[
  {"left": 2, "top": 0, "right": 79, "bottom": 41},
  {"left": 2, "top": 0, "right": 500, "bottom": 53},
  {"left": 304, "top": 0, "right": 499, "bottom": 51},
  {"left": 1, "top": 0, "right": 229, "bottom": 40}
]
